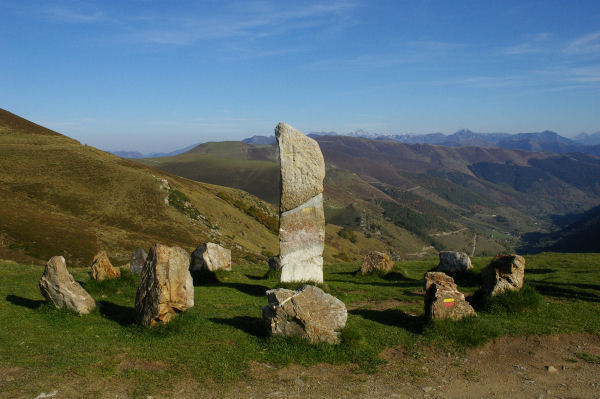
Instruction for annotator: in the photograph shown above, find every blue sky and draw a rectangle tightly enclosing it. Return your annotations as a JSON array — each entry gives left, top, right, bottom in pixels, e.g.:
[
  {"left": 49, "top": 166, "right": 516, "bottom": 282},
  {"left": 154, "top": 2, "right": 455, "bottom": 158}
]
[{"left": 1, "top": 0, "right": 599, "bottom": 152}]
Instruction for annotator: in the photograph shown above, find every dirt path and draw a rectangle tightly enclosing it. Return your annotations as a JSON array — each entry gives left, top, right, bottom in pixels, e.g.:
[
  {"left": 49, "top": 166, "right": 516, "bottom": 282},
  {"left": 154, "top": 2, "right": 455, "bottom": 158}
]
[{"left": 13, "top": 333, "right": 597, "bottom": 398}]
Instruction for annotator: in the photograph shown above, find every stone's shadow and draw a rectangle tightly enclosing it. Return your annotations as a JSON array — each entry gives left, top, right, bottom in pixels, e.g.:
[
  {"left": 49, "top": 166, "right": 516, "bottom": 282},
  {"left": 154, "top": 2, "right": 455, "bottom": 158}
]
[
  {"left": 98, "top": 301, "right": 136, "bottom": 325},
  {"left": 327, "top": 279, "right": 418, "bottom": 288},
  {"left": 210, "top": 316, "right": 268, "bottom": 338},
  {"left": 350, "top": 308, "right": 425, "bottom": 334},
  {"left": 6, "top": 295, "right": 45, "bottom": 309},
  {"left": 403, "top": 289, "right": 424, "bottom": 298},
  {"left": 332, "top": 271, "right": 358, "bottom": 276},
  {"left": 527, "top": 268, "right": 556, "bottom": 275},
  {"left": 529, "top": 282, "right": 600, "bottom": 303},
  {"left": 382, "top": 272, "right": 416, "bottom": 282},
  {"left": 245, "top": 274, "right": 267, "bottom": 281},
  {"left": 198, "top": 282, "right": 270, "bottom": 297}
]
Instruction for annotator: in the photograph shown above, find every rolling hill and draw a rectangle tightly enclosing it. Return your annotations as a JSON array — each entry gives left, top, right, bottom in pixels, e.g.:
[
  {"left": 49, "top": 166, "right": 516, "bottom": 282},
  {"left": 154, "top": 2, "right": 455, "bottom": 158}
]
[
  {"left": 0, "top": 108, "right": 282, "bottom": 266},
  {"left": 141, "top": 135, "right": 600, "bottom": 257}
]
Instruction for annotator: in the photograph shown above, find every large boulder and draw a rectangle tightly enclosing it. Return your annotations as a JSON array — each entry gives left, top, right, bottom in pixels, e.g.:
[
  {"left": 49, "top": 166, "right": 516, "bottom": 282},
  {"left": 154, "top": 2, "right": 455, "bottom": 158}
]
[
  {"left": 437, "top": 251, "right": 472, "bottom": 274},
  {"left": 39, "top": 256, "right": 96, "bottom": 315},
  {"left": 263, "top": 285, "right": 347, "bottom": 344},
  {"left": 130, "top": 248, "right": 148, "bottom": 275},
  {"left": 424, "top": 272, "right": 476, "bottom": 321},
  {"left": 276, "top": 122, "right": 326, "bottom": 283},
  {"left": 361, "top": 251, "right": 394, "bottom": 275},
  {"left": 481, "top": 254, "right": 525, "bottom": 296},
  {"left": 90, "top": 251, "right": 121, "bottom": 281},
  {"left": 135, "top": 244, "right": 194, "bottom": 326},
  {"left": 190, "top": 243, "right": 231, "bottom": 273}
]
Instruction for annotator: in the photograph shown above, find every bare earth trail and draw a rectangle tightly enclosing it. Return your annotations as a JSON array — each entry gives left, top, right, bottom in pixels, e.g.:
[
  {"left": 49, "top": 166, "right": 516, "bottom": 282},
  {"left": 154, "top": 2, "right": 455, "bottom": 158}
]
[{"left": 8, "top": 333, "right": 598, "bottom": 399}]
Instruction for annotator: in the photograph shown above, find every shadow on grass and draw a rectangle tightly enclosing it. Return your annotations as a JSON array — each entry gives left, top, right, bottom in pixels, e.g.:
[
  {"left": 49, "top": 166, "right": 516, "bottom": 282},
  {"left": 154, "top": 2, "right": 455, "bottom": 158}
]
[
  {"left": 6, "top": 295, "right": 45, "bottom": 309},
  {"left": 98, "top": 301, "right": 136, "bottom": 325},
  {"left": 327, "top": 279, "right": 418, "bottom": 288},
  {"left": 197, "top": 281, "right": 270, "bottom": 297},
  {"left": 529, "top": 282, "right": 600, "bottom": 303},
  {"left": 349, "top": 308, "right": 425, "bottom": 333},
  {"left": 210, "top": 316, "right": 268, "bottom": 338},
  {"left": 527, "top": 268, "right": 556, "bottom": 275},
  {"left": 382, "top": 272, "right": 417, "bottom": 282}
]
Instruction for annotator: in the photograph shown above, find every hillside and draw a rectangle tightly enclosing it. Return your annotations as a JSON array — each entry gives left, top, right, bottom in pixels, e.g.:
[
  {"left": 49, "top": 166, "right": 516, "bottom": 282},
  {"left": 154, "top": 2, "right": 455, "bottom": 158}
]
[
  {"left": 0, "top": 109, "right": 280, "bottom": 266},
  {"left": 141, "top": 135, "right": 600, "bottom": 257}
]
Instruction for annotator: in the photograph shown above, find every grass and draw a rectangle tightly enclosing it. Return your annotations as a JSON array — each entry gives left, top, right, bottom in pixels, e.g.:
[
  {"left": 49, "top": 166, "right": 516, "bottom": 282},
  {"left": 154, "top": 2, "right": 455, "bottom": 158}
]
[{"left": 1, "top": 252, "right": 600, "bottom": 397}]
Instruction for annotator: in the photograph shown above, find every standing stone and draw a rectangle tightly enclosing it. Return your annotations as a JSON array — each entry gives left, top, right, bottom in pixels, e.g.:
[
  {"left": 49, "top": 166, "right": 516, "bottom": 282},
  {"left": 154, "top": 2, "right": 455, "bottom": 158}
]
[
  {"left": 481, "top": 254, "right": 525, "bottom": 296},
  {"left": 437, "top": 251, "right": 472, "bottom": 274},
  {"left": 361, "top": 251, "right": 395, "bottom": 275},
  {"left": 39, "top": 256, "right": 96, "bottom": 315},
  {"left": 263, "top": 285, "right": 347, "bottom": 344},
  {"left": 135, "top": 244, "right": 194, "bottom": 327},
  {"left": 424, "top": 272, "right": 476, "bottom": 321},
  {"left": 130, "top": 248, "right": 148, "bottom": 275},
  {"left": 190, "top": 243, "right": 231, "bottom": 273},
  {"left": 276, "top": 122, "right": 326, "bottom": 283},
  {"left": 90, "top": 251, "right": 121, "bottom": 281}
]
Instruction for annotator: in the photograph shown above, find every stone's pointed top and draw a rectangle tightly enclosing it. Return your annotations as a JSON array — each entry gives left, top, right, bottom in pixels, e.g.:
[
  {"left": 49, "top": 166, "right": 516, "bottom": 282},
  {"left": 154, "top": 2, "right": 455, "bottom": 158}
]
[{"left": 276, "top": 122, "right": 325, "bottom": 212}]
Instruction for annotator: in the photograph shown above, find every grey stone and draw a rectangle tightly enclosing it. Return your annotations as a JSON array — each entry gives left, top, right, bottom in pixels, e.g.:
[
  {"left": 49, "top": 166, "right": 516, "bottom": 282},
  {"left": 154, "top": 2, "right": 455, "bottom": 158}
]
[
  {"left": 437, "top": 251, "right": 472, "bottom": 274},
  {"left": 263, "top": 285, "right": 347, "bottom": 344},
  {"left": 275, "top": 122, "right": 326, "bottom": 283},
  {"left": 39, "top": 256, "right": 95, "bottom": 315},
  {"left": 130, "top": 248, "right": 148, "bottom": 275},
  {"left": 190, "top": 243, "right": 231, "bottom": 273},
  {"left": 135, "top": 244, "right": 194, "bottom": 326}
]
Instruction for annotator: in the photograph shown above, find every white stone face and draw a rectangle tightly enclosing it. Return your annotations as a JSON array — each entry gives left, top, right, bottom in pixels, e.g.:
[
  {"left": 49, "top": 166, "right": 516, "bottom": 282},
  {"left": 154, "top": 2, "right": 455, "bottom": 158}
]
[{"left": 279, "top": 194, "right": 324, "bottom": 283}]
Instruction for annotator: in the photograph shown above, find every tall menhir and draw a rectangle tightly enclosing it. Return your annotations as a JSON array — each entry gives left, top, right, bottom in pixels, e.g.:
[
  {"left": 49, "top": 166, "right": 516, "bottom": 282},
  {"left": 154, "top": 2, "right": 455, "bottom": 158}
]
[{"left": 275, "top": 122, "right": 326, "bottom": 283}]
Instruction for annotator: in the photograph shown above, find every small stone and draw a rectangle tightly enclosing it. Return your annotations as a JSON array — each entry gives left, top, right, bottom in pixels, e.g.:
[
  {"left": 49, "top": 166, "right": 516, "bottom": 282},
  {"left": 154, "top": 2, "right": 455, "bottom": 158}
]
[
  {"left": 422, "top": 386, "right": 433, "bottom": 393},
  {"left": 90, "top": 251, "right": 121, "bottom": 281},
  {"left": 130, "top": 248, "right": 148, "bottom": 275},
  {"left": 481, "top": 254, "right": 525, "bottom": 296},
  {"left": 295, "top": 378, "right": 306, "bottom": 387},
  {"left": 424, "top": 272, "right": 476, "bottom": 321},
  {"left": 360, "top": 251, "right": 394, "bottom": 275},
  {"left": 437, "top": 251, "right": 472, "bottom": 274},
  {"left": 190, "top": 243, "right": 231, "bottom": 273},
  {"left": 39, "top": 256, "right": 95, "bottom": 315},
  {"left": 546, "top": 365, "right": 557, "bottom": 373}
]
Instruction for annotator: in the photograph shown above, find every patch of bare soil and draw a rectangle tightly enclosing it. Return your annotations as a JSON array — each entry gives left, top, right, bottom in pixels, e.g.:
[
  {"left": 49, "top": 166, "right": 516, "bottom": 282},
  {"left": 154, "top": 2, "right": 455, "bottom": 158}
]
[{"left": 11, "top": 333, "right": 600, "bottom": 399}]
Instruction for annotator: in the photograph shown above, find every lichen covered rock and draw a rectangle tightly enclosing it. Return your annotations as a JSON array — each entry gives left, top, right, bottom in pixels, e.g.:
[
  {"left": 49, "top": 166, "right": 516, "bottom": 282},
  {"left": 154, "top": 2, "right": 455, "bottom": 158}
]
[
  {"left": 90, "top": 251, "right": 120, "bottom": 281},
  {"left": 190, "top": 243, "right": 231, "bottom": 273},
  {"left": 263, "top": 285, "right": 347, "bottom": 344},
  {"left": 437, "top": 251, "right": 472, "bottom": 274},
  {"left": 39, "top": 256, "right": 96, "bottom": 315},
  {"left": 482, "top": 254, "right": 525, "bottom": 296},
  {"left": 361, "top": 251, "right": 394, "bottom": 275},
  {"left": 135, "top": 244, "right": 194, "bottom": 326},
  {"left": 424, "top": 272, "right": 476, "bottom": 321}
]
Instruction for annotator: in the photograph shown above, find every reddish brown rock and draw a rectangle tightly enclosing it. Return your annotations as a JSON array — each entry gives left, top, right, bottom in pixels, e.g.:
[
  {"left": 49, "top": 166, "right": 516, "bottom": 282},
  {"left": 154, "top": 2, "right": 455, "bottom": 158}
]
[
  {"left": 482, "top": 254, "right": 525, "bottom": 296},
  {"left": 90, "top": 251, "right": 120, "bottom": 281},
  {"left": 424, "top": 272, "right": 476, "bottom": 321},
  {"left": 361, "top": 251, "right": 394, "bottom": 275},
  {"left": 39, "top": 256, "right": 96, "bottom": 315}
]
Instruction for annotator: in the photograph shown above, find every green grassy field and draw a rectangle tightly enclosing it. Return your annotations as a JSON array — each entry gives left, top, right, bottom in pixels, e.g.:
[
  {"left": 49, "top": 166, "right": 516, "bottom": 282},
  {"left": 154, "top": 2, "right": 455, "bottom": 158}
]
[{"left": 1, "top": 253, "right": 599, "bottom": 397}]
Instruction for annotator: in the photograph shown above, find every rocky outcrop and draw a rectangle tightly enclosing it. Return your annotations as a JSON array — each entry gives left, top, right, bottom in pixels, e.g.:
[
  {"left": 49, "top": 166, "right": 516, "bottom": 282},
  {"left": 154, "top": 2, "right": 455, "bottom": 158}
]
[
  {"left": 130, "top": 248, "right": 148, "bottom": 275},
  {"left": 424, "top": 272, "right": 476, "bottom": 321},
  {"left": 190, "top": 243, "right": 231, "bottom": 273},
  {"left": 39, "top": 256, "right": 96, "bottom": 315},
  {"left": 437, "top": 251, "right": 472, "bottom": 274},
  {"left": 276, "top": 122, "right": 326, "bottom": 283},
  {"left": 90, "top": 251, "right": 121, "bottom": 281},
  {"left": 482, "top": 254, "right": 525, "bottom": 296},
  {"left": 268, "top": 256, "right": 282, "bottom": 271},
  {"left": 135, "top": 244, "right": 194, "bottom": 326},
  {"left": 263, "top": 285, "right": 347, "bottom": 344},
  {"left": 361, "top": 251, "right": 394, "bottom": 275}
]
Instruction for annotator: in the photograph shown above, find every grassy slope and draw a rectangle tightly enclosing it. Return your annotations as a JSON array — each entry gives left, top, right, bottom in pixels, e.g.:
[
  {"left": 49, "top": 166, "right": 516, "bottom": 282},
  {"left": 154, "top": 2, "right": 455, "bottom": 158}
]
[
  {"left": 0, "top": 109, "right": 278, "bottom": 266},
  {"left": 1, "top": 253, "right": 599, "bottom": 397}
]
